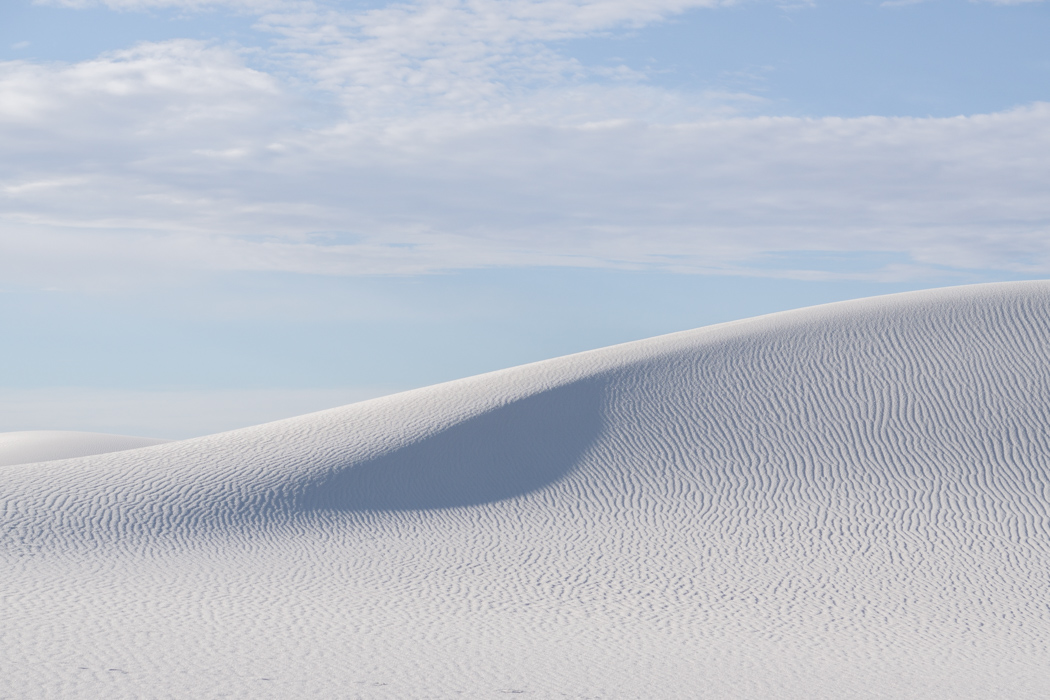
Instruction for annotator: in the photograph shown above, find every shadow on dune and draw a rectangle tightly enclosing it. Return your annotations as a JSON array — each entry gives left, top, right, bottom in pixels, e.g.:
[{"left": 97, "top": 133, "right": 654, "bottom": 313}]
[{"left": 301, "top": 379, "right": 605, "bottom": 512}]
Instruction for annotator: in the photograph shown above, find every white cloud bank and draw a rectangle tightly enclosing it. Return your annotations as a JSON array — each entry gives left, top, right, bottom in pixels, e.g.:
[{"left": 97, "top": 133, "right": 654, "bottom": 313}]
[{"left": 4, "top": 0, "right": 1050, "bottom": 286}]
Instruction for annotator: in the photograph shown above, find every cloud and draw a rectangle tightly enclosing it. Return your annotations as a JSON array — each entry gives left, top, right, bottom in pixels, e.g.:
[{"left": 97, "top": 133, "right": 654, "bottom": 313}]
[
  {"left": 4, "top": 0, "right": 1050, "bottom": 286},
  {"left": 5, "top": 100, "right": 1049, "bottom": 285},
  {"left": 0, "top": 39, "right": 282, "bottom": 124},
  {"left": 33, "top": 0, "right": 296, "bottom": 10}
]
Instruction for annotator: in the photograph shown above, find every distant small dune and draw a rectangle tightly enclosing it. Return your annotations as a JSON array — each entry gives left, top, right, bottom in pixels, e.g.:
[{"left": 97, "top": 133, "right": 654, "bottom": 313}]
[{"left": 0, "top": 431, "right": 170, "bottom": 467}]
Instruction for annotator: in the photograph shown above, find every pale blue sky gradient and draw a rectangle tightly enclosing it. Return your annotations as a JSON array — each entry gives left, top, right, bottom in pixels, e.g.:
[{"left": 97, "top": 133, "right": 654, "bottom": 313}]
[{"left": 1, "top": 0, "right": 1048, "bottom": 436}]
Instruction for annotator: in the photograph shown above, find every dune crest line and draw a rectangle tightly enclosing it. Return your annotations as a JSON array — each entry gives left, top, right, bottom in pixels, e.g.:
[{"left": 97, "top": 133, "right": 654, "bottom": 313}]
[{"left": 4, "top": 281, "right": 1050, "bottom": 699}]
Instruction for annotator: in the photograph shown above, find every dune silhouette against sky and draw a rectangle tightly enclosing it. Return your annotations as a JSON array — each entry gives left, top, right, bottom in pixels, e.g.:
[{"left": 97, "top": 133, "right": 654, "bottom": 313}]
[{"left": 4, "top": 281, "right": 1050, "bottom": 698}]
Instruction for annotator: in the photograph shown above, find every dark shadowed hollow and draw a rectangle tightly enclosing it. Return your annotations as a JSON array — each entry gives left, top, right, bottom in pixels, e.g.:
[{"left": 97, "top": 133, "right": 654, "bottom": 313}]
[{"left": 300, "top": 379, "right": 606, "bottom": 511}]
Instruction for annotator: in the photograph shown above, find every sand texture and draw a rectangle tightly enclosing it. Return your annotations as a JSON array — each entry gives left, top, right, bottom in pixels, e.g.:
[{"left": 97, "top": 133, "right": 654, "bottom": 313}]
[{"left": 4, "top": 281, "right": 1050, "bottom": 698}]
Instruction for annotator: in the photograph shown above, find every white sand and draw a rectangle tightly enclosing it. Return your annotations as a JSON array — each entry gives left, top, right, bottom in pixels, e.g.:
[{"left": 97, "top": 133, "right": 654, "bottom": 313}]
[
  {"left": 4, "top": 281, "right": 1050, "bottom": 698},
  {"left": 0, "top": 431, "right": 169, "bottom": 467}
]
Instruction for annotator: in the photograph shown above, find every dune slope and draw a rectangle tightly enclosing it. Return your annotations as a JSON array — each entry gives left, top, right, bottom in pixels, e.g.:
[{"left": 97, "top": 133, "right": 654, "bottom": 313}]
[{"left": 4, "top": 281, "right": 1050, "bottom": 699}]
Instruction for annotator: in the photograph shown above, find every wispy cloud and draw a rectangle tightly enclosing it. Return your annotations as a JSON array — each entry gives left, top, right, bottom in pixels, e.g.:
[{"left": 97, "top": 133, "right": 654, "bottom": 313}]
[
  {"left": 5, "top": 0, "right": 1050, "bottom": 286},
  {"left": 33, "top": 0, "right": 298, "bottom": 10}
]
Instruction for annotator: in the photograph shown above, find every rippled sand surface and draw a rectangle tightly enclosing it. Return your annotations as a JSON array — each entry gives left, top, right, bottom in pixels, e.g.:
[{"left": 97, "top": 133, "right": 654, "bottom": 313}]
[{"left": 5, "top": 281, "right": 1050, "bottom": 698}]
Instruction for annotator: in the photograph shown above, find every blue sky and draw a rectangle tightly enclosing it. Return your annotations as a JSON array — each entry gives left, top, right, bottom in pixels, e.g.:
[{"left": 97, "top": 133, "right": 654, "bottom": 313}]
[{"left": 1, "top": 0, "right": 1048, "bottom": 437}]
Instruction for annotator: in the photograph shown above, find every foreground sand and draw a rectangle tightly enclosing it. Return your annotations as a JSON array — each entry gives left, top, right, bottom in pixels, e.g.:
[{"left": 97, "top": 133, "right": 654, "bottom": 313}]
[{"left": 4, "top": 281, "right": 1050, "bottom": 698}]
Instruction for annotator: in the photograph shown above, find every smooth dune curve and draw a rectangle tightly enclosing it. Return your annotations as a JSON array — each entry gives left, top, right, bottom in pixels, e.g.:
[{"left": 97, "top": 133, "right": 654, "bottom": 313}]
[
  {"left": 0, "top": 431, "right": 170, "bottom": 467},
  {"left": 4, "top": 281, "right": 1050, "bottom": 699}
]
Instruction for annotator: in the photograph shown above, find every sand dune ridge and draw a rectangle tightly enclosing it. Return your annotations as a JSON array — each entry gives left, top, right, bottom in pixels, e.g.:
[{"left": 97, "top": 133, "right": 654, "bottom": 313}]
[{"left": 4, "top": 281, "right": 1050, "bottom": 698}]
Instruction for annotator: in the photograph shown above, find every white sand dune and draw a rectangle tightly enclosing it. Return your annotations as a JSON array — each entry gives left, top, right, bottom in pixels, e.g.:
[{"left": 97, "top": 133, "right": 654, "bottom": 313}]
[
  {"left": 5, "top": 281, "right": 1050, "bottom": 699},
  {"left": 0, "top": 431, "right": 170, "bottom": 467}
]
